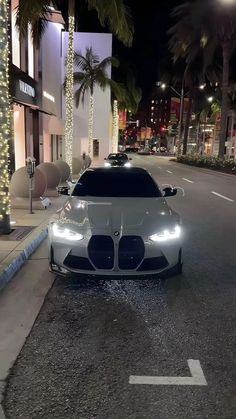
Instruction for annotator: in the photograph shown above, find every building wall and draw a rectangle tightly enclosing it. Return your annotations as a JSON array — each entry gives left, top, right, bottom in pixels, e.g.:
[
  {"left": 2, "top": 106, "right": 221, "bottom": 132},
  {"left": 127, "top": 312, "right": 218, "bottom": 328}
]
[
  {"left": 41, "top": 21, "right": 65, "bottom": 162},
  {"left": 62, "top": 32, "right": 113, "bottom": 163}
]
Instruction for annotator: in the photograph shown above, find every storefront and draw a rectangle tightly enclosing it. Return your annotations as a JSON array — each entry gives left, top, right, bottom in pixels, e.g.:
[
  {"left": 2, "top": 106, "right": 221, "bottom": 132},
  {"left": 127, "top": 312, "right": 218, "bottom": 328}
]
[{"left": 9, "top": 64, "right": 42, "bottom": 171}]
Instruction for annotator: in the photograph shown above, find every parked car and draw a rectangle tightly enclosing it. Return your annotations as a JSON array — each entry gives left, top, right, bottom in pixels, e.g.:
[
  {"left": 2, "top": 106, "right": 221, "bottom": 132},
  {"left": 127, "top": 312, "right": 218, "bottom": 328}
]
[
  {"left": 104, "top": 153, "right": 132, "bottom": 167},
  {"left": 48, "top": 167, "right": 183, "bottom": 278}
]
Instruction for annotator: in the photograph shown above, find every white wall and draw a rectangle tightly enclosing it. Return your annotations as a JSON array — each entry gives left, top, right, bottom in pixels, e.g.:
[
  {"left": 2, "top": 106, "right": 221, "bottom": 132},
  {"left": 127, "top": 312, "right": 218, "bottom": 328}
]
[
  {"left": 41, "top": 22, "right": 65, "bottom": 161},
  {"left": 62, "top": 32, "right": 113, "bottom": 163}
]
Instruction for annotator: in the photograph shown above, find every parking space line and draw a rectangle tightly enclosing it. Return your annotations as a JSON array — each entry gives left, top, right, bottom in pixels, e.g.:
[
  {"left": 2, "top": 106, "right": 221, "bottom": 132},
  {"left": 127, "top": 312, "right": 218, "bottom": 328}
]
[
  {"left": 182, "top": 178, "right": 194, "bottom": 184},
  {"left": 129, "top": 360, "right": 207, "bottom": 386},
  {"left": 166, "top": 170, "right": 173, "bottom": 174},
  {"left": 211, "top": 191, "right": 234, "bottom": 202}
]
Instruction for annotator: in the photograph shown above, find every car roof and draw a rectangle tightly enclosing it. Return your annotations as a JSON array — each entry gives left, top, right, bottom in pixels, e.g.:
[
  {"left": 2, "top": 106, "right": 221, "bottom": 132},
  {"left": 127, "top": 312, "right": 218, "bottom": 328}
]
[{"left": 83, "top": 167, "right": 149, "bottom": 175}]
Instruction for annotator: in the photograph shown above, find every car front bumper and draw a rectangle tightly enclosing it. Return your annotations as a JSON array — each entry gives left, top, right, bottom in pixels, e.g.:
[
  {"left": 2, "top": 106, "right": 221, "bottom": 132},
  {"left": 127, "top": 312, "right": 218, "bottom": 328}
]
[{"left": 49, "top": 234, "right": 182, "bottom": 277}]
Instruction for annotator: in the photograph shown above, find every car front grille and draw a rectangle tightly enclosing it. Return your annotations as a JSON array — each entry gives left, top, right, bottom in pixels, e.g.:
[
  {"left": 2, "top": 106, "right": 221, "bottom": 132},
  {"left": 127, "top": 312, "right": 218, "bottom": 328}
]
[
  {"left": 88, "top": 235, "right": 114, "bottom": 269},
  {"left": 118, "top": 236, "right": 145, "bottom": 269}
]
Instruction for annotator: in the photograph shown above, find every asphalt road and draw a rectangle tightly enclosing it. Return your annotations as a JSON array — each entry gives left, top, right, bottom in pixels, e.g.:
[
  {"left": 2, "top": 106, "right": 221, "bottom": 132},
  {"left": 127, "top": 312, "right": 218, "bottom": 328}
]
[{"left": 3, "top": 156, "right": 236, "bottom": 419}]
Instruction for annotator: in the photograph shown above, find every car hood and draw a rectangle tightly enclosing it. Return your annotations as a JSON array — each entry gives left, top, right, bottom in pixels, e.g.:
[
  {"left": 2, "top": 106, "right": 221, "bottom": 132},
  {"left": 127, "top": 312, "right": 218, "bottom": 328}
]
[{"left": 58, "top": 196, "right": 179, "bottom": 235}]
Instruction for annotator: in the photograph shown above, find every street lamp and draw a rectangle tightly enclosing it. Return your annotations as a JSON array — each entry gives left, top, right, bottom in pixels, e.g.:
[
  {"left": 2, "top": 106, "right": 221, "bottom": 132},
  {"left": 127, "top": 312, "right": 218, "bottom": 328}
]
[
  {"left": 207, "top": 96, "right": 214, "bottom": 102},
  {"left": 156, "top": 81, "right": 185, "bottom": 155}
]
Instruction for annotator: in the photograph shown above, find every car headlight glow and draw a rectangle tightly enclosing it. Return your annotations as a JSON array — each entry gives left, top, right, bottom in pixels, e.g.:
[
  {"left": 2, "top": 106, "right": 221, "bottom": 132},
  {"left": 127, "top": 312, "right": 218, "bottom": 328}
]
[
  {"left": 52, "top": 224, "right": 83, "bottom": 241},
  {"left": 150, "top": 225, "right": 181, "bottom": 242},
  {"left": 124, "top": 162, "right": 131, "bottom": 167},
  {"left": 104, "top": 162, "right": 111, "bottom": 167}
]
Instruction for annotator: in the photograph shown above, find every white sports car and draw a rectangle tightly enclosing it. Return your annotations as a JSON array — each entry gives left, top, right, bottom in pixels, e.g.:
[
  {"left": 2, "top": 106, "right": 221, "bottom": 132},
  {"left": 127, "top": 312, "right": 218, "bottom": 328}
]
[{"left": 48, "top": 167, "right": 183, "bottom": 278}]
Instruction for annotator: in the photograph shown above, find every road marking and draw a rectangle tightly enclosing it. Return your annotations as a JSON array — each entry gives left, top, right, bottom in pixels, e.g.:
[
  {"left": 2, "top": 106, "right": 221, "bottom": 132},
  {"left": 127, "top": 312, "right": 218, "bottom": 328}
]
[
  {"left": 211, "top": 191, "right": 234, "bottom": 202},
  {"left": 129, "top": 359, "right": 207, "bottom": 386},
  {"left": 182, "top": 178, "right": 194, "bottom": 184},
  {"left": 166, "top": 170, "right": 173, "bottom": 174},
  {"left": 157, "top": 166, "right": 162, "bottom": 169}
]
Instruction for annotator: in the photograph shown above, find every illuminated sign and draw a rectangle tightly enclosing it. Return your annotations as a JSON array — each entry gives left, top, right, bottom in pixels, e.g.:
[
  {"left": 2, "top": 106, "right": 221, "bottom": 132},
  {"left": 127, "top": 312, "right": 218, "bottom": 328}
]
[{"left": 19, "top": 80, "right": 35, "bottom": 97}]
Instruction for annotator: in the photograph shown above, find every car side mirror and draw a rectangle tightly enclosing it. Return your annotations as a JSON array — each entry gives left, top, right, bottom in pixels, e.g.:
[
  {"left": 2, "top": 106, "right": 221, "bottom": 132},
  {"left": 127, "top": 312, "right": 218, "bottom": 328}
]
[
  {"left": 163, "top": 187, "right": 177, "bottom": 197},
  {"left": 58, "top": 186, "right": 69, "bottom": 195}
]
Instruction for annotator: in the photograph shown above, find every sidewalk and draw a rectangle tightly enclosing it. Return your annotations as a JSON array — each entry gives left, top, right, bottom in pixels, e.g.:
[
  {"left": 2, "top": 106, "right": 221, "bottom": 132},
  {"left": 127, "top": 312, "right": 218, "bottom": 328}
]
[{"left": 0, "top": 195, "right": 66, "bottom": 292}]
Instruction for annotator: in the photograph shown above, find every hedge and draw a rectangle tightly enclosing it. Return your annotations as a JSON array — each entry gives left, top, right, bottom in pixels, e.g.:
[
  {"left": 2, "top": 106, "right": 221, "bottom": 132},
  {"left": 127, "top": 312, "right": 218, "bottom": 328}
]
[{"left": 176, "top": 154, "right": 236, "bottom": 175}]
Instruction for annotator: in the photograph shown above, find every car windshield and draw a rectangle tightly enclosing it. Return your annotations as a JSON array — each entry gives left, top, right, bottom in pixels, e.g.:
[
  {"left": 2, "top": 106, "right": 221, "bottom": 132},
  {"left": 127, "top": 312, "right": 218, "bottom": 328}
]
[
  {"left": 107, "top": 154, "right": 128, "bottom": 161},
  {"left": 72, "top": 170, "right": 162, "bottom": 198}
]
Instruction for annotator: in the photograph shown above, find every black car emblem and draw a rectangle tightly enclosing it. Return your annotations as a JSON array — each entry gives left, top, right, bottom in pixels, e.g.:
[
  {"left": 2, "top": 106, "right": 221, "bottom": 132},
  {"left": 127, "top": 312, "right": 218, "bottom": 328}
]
[{"left": 114, "top": 231, "right": 120, "bottom": 237}]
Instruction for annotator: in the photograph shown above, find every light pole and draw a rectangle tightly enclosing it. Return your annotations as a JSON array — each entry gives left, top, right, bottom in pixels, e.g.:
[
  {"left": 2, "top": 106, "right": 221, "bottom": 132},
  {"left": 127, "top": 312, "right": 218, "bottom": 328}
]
[{"left": 156, "top": 81, "right": 185, "bottom": 155}]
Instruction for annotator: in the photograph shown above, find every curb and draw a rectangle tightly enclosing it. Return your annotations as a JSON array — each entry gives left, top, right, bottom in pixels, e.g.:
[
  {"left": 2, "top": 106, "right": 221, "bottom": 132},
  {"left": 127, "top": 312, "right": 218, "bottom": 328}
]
[{"left": 0, "top": 228, "right": 48, "bottom": 292}]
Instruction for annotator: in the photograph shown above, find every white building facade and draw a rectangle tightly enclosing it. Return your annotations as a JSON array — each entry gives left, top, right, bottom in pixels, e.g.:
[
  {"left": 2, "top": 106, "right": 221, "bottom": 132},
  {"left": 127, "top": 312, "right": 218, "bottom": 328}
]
[{"left": 62, "top": 32, "right": 113, "bottom": 163}]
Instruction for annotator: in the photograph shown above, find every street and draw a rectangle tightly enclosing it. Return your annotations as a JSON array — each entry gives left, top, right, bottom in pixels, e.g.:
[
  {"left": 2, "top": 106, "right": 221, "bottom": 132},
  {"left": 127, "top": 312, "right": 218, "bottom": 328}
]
[{"left": 3, "top": 155, "right": 236, "bottom": 419}]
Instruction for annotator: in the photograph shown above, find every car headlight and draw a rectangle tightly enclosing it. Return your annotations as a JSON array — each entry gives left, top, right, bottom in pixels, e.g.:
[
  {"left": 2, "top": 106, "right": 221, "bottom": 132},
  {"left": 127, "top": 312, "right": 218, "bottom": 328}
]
[
  {"left": 124, "top": 162, "right": 131, "bottom": 167},
  {"left": 52, "top": 223, "right": 83, "bottom": 241},
  {"left": 104, "top": 162, "right": 111, "bottom": 167},
  {"left": 150, "top": 225, "right": 181, "bottom": 242}
]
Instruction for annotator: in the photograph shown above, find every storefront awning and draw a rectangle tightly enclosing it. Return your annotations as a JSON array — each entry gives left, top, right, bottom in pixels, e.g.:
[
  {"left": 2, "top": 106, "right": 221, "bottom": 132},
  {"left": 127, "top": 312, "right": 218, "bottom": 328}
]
[{"left": 12, "top": 99, "right": 56, "bottom": 116}]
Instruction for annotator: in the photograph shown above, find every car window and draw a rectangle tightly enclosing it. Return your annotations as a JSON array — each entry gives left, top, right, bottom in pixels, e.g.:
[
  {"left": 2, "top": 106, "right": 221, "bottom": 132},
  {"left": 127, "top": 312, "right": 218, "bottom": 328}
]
[
  {"left": 72, "top": 171, "right": 162, "bottom": 198},
  {"left": 107, "top": 154, "right": 128, "bottom": 161}
]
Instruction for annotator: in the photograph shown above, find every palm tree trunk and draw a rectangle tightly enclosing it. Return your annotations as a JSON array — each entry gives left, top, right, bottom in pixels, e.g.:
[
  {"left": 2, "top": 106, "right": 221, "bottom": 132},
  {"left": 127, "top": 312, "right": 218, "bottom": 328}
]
[
  {"left": 182, "top": 87, "right": 194, "bottom": 155},
  {"left": 219, "top": 42, "right": 230, "bottom": 158},
  {"left": 88, "top": 94, "right": 94, "bottom": 156},
  {"left": 112, "top": 100, "right": 119, "bottom": 152},
  {"left": 64, "top": 0, "right": 75, "bottom": 173},
  {"left": 0, "top": 0, "right": 11, "bottom": 234}
]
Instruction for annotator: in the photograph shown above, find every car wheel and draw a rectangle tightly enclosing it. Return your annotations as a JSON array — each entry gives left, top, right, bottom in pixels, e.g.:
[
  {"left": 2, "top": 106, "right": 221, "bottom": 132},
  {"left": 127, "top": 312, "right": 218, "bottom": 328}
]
[{"left": 48, "top": 246, "right": 54, "bottom": 271}]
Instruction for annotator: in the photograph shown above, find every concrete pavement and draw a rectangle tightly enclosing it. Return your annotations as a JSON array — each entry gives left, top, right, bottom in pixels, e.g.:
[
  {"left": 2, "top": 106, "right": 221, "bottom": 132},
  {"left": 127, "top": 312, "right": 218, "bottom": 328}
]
[{"left": 0, "top": 196, "right": 66, "bottom": 292}]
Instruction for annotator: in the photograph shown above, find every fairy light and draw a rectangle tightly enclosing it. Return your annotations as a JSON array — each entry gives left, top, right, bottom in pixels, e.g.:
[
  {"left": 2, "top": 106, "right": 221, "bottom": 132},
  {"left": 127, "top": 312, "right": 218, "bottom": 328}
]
[
  {"left": 0, "top": 0, "right": 11, "bottom": 231},
  {"left": 112, "top": 100, "right": 119, "bottom": 153},
  {"left": 88, "top": 95, "right": 94, "bottom": 156},
  {"left": 65, "top": 15, "right": 74, "bottom": 173}
]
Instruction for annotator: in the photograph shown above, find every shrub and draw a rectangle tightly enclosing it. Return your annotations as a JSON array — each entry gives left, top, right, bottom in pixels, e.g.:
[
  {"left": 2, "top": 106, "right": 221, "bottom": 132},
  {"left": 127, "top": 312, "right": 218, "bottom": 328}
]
[{"left": 176, "top": 154, "right": 236, "bottom": 174}]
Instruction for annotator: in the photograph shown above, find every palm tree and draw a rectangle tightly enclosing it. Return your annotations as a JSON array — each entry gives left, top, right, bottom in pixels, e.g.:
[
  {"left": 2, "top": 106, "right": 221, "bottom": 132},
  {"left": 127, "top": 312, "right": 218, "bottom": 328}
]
[
  {"left": 16, "top": 0, "right": 134, "bottom": 170},
  {"left": 168, "top": 0, "right": 236, "bottom": 158},
  {"left": 73, "top": 47, "right": 119, "bottom": 155},
  {"left": 0, "top": 0, "right": 11, "bottom": 233}
]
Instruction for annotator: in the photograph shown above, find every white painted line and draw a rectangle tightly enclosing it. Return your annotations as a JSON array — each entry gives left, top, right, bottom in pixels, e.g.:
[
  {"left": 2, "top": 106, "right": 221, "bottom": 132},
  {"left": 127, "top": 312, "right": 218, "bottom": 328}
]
[
  {"left": 157, "top": 166, "right": 162, "bottom": 169},
  {"left": 182, "top": 178, "right": 194, "bottom": 184},
  {"left": 166, "top": 170, "right": 173, "bottom": 174},
  {"left": 211, "top": 191, "right": 234, "bottom": 202},
  {"left": 129, "top": 359, "right": 207, "bottom": 386}
]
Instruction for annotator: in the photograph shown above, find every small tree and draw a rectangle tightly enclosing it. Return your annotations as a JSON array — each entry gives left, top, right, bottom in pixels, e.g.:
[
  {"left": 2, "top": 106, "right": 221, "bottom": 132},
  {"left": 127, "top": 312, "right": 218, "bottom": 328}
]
[{"left": 73, "top": 47, "right": 119, "bottom": 155}]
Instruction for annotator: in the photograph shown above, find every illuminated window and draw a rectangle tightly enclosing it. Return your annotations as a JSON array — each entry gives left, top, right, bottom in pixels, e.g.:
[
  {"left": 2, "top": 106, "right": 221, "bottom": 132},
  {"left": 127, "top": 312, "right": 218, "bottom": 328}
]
[
  {"left": 152, "top": 100, "right": 154, "bottom": 103},
  {"left": 28, "top": 26, "right": 34, "bottom": 78},
  {"left": 11, "top": 0, "right": 20, "bottom": 67},
  {"left": 151, "top": 118, "right": 153, "bottom": 122},
  {"left": 151, "top": 106, "right": 154, "bottom": 110}
]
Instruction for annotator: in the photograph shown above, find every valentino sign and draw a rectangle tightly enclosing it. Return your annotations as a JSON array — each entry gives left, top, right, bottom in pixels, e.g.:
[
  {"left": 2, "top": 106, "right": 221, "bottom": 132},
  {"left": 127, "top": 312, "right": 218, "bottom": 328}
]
[{"left": 19, "top": 80, "right": 35, "bottom": 98}]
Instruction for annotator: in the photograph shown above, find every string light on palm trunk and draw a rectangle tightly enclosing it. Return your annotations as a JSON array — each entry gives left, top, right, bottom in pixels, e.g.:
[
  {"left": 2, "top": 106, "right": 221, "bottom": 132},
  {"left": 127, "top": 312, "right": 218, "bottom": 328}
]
[
  {"left": 88, "top": 95, "right": 94, "bottom": 156},
  {"left": 112, "top": 100, "right": 119, "bottom": 153},
  {"left": 0, "top": 0, "right": 11, "bottom": 222},
  {"left": 65, "top": 15, "right": 74, "bottom": 173}
]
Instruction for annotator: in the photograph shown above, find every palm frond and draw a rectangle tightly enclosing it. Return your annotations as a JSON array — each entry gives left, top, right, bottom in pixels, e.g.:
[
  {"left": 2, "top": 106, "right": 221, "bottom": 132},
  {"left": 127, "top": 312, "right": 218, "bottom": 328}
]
[
  {"left": 15, "top": 0, "right": 55, "bottom": 44},
  {"left": 85, "top": 0, "right": 134, "bottom": 47}
]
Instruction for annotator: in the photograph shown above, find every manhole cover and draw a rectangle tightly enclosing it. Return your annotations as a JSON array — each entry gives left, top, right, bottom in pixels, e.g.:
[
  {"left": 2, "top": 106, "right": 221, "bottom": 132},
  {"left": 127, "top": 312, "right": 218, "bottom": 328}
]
[{"left": 0, "top": 226, "right": 35, "bottom": 241}]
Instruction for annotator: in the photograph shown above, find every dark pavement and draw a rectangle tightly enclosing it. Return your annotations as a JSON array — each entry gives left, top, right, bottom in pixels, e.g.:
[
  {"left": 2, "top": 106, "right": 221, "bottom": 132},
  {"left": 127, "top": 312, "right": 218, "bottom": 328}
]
[{"left": 3, "top": 155, "right": 236, "bottom": 419}]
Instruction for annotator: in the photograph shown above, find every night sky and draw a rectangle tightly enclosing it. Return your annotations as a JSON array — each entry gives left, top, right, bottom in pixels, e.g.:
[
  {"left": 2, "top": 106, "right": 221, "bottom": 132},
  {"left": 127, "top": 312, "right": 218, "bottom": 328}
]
[{"left": 74, "top": 0, "right": 184, "bottom": 105}]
